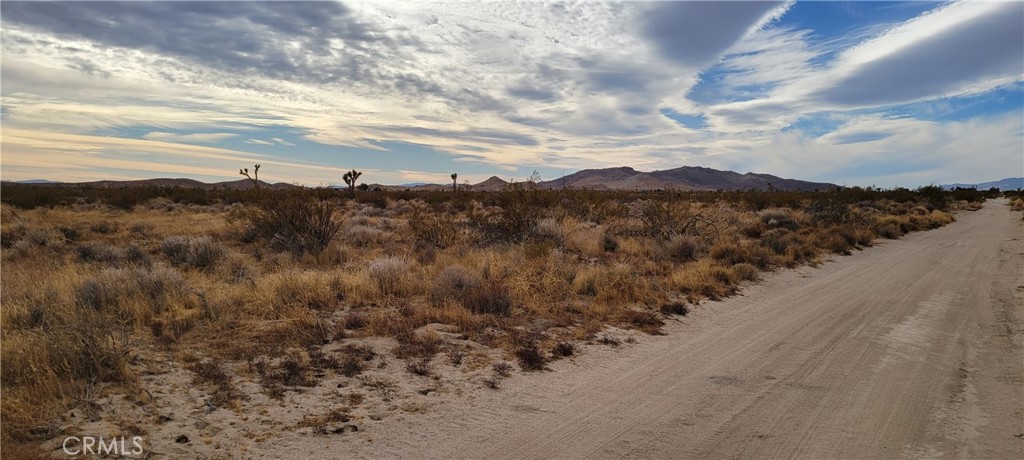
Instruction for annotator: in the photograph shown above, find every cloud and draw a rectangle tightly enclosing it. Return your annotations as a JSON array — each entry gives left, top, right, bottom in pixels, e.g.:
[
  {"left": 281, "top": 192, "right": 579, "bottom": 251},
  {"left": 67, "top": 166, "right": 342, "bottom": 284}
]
[
  {"left": 811, "top": 1, "right": 1024, "bottom": 106},
  {"left": 640, "top": 1, "right": 791, "bottom": 68},
  {"left": 0, "top": 1, "right": 1020, "bottom": 188},
  {"left": 0, "top": 1, "right": 397, "bottom": 85},
  {"left": 1, "top": 128, "right": 353, "bottom": 183},
  {"left": 705, "top": 1, "right": 1024, "bottom": 131},
  {"left": 143, "top": 131, "right": 238, "bottom": 144}
]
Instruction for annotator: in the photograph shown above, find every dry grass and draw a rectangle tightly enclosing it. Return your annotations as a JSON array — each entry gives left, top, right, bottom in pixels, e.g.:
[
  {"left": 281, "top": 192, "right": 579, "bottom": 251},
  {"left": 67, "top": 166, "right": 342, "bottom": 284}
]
[{"left": 0, "top": 189, "right": 968, "bottom": 455}]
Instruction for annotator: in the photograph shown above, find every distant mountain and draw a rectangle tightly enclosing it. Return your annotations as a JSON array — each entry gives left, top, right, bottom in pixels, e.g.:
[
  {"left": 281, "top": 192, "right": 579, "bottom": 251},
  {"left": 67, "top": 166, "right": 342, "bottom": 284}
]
[
  {"left": 209, "top": 179, "right": 299, "bottom": 190},
  {"left": 6, "top": 177, "right": 298, "bottom": 190},
  {"left": 470, "top": 176, "right": 510, "bottom": 191},
  {"left": 942, "top": 177, "right": 1023, "bottom": 191},
  {"left": 81, "top": 178, "right": 207, "bottom": 188},
  {"left": 12, "top": 179, "right": 63, "bottom": 184},
  {"left": 542, "top": 166, "right": 838, "bottom": 191}
]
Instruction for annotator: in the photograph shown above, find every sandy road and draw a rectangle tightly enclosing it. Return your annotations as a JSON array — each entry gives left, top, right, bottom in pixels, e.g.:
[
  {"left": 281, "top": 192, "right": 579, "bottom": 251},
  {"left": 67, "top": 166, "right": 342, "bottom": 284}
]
[{"left": 329, "top": 201, "right": 1023, "bottom": 459}]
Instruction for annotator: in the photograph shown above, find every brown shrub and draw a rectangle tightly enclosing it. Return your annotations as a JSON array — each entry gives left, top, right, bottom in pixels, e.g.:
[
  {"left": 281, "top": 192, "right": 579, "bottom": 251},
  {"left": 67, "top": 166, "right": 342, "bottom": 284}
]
[
  {"left": 731, "top": 263, "right": 760, "bottom": 282},
  {"left": 189, "top": 360, "right": 243, "bottom": 408},
  {"left": 367, "top": 256, "right": 412, "bottom": 297},
  {"left": 515, "top": 343, "right": 547, "bottom": 371},
  {"left": 659, "top": 302, "right": 689, "bottom": 316},
  {"left": 665, "top": 234, "right": 702, "bottom": 262},
  {"left": 431, "top": 265, "right": 483, "bottom": 305},
  {"left": 244, "top": 196, "right": 343, "bottom": 254},
  {"left": 551, "top": 342, "right": 575, "bottom": 357},
  {"left": 620, "top": 309, "right": 664, "bottom": 334},
  {"left": 462, "top": 279, "right": 514, "bottom": 316}
]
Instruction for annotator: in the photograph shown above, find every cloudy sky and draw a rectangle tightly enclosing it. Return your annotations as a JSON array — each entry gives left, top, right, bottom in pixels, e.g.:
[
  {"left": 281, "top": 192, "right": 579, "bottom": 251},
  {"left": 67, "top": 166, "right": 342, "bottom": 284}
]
[{"left": 1, "top": 1, "right": 1021, "bottom": 187}]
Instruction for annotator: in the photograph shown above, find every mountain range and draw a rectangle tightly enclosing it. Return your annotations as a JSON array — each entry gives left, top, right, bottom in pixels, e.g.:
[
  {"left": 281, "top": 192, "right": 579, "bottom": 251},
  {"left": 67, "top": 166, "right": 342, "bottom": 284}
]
[
  {"left": 5, "top": 166, "right": 839, "bottom": 192},
  {"left": 941, "top": 177, "right": 1023, "bottom": 191},
  {"left": 420, "top": 166, "right": 836, "bottom": 192},
  {"left": 5, "top": 178, "right": 299, "bottom": 190},
  {"left": 538, "top": 166, "right": 837, "bottom": 191}
]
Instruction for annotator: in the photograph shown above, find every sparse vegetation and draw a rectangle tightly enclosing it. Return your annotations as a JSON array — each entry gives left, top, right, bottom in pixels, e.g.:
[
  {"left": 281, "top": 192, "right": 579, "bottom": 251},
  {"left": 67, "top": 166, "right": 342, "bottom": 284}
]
[{"left": 0, "top": 184, "right": 982, "bottom": 455}]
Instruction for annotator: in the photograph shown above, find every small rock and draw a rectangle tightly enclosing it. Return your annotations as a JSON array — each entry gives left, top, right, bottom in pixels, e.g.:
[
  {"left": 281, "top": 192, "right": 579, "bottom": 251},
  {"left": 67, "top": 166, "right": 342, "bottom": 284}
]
[
  {"left": 175, "top": 435, "right": 190, "bottom": 444},
  {"left": 329, "top": 424, "right": 359, "bottom": 434},
  {"left": 413, "top": 323, "right": 463, "bottom": 340}
]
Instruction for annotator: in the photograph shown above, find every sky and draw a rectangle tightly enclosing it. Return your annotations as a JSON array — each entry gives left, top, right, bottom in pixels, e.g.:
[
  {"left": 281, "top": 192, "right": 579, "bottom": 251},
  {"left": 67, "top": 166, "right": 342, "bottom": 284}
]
[{"left": 1, "top": 1, "right": 1021, "bottom": 188}]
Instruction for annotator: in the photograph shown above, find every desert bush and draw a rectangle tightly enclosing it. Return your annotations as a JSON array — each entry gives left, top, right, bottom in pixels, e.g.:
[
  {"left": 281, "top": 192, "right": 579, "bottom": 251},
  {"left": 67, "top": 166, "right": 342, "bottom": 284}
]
[
  {"left": 468, "top": 192, "right": 541, "bottom": 243},
  {"left": 393, "top": 331, "right": 443, "bottom": 360},
  {"left": 339, "top": 313, "right": 368, "bottom": 331},
  {"left": 189, "top": 360, "right": 244, "bottom": 408},
  {"left": 14, "top": 305, "right": 134, "bottom": 388},
  {"left": 807, "top": 200, "right": 850, "bottom": 226},
  {"left": 731, "top": 263, "right": 760, "bottom": 281},
  {"left": 668, "top": 260, "right": 736, "bottom": 300},
  {"left": 160, "top": 236, "right": 226, "bottom": 269},
  {"left": 660, "top": 302, "right": 689, "bottom": 316},
  {"left": 129, "top": 222, "right": 152, "bottom": 237},
  {"left": 551, "top": 342, "right": 575, "bottom": 357},
  {"left": 620, "top": 309, "right": 664, "bottom": 334},
  {"left": 515, "top": 343, "right": 547, "bottom": 371},
  {"left": 75, "top": 242, "right": 124, "bottom": 264},
  {"left": 159, "top": 236, "right": 192, "bottom": 264},
  {"left": 244, "top": 195, "right": 343, "bottom": 254},
  {"left": 874, "top": 215, "right": 905, "bottom": 239},
  {"left": 405, "top": 357, "right": 433, "bottom": 376},
  {"left": 431, "top": 265, "right": 483, "bottom": 305},
  {"left": 89, "top": 220, "right": 120, "bottom": 234},
  {"left": 188, "top": 237, "right": 227, "bottom": 269},
  {"left": 123, "top": 245, "right": 153, "bottom": 267},
  {"left": 1, "top": 223, "right": 27, "bottom": 248},
  {"left": 563, "top": 221, "right": 608, "bottom": 257},
  {"left": 57, "top": 225, "right": 82, "bottom": 242},
  {"left": 708, "top": 240, "right": 744, "bottom": 265},
  {"left": 270, "top": 270, "right": 338, "bottom": 310},
  {"left": 493, "top": 361, "right": 514, "bottom": 377},
  {"left": 22, "top": 227, "right": 63, "bottom": 248},
  {"left": 462, "top": 279, "right": 513, "bottom": 316},
  {"left": 602, "top": 231, "right": 619, "bottom": 253},
  {"left": 534, "top": 217, "right": 563, "bottom": 242},
  {"left": 637, "top": 199, "right": 677, "bottom": 238},
  {"left": 758, "top": 208, "right": 800, "bottom": 231},
  {"left": 367, "top": 256, "right": 411, "bottom": 296},
  {"left": 75, "top": 275, "right": 122, "bottom": 311},
  {"left": 661, "top": 234, "right": 700, "bottom": 262},
  {"left": 342, "top": 225, "right": 383, "bottom": 247},
  {"left": 760, "top": 228, "right": 800, "bottom": 255}
]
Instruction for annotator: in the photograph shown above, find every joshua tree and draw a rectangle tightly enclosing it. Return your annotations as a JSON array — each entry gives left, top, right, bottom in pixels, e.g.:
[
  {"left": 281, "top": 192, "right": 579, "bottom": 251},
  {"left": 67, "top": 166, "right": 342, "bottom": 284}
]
[
  {"left": 451, "top": 173, "right": 458, "bottom": 192},
  {"left": 239, "top": 164, "right": 261, "bottom": 190},
  {"left": 342, "top": 169, "right": 362, "bottom": 194}
]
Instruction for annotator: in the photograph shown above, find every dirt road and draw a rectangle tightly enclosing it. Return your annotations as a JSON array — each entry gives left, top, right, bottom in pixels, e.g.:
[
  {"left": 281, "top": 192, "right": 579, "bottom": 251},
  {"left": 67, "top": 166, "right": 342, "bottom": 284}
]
[{"left": 329, "top": 201, "right": 1023, "bottom": 459}]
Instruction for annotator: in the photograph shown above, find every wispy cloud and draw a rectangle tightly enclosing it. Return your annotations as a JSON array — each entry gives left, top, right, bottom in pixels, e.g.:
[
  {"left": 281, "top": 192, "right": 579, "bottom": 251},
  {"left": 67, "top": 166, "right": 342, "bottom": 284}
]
[{"left": 143, "top": 131, "right": 238, "bottom": 144}]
